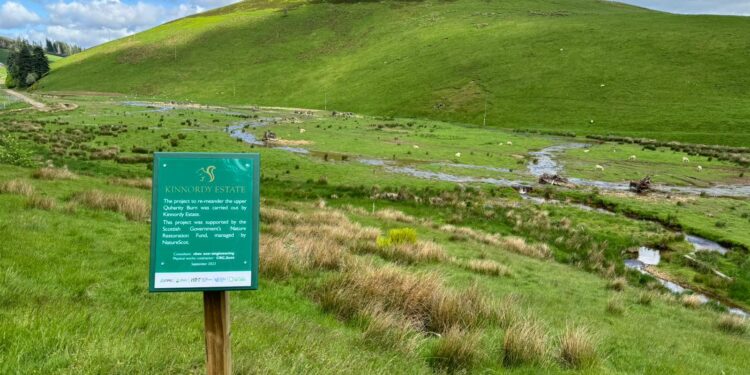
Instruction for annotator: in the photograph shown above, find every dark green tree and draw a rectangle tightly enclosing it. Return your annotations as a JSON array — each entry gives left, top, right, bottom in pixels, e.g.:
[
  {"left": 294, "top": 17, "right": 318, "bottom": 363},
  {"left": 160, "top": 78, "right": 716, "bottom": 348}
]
[{"left": 31, "top": 46, "right": 50, "bottom": 78}]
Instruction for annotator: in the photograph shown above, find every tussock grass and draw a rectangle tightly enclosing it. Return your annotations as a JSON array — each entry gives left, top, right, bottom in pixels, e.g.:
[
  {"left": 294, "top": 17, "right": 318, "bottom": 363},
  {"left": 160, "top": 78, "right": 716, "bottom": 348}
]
[
  {"left": 503, "top": 318, "right": 550, "bottom": 367},
  {"left": 462, "top": 259, "right": 511, "bottom": 277},
  {"left": 313, "top": 263, "right": 493, "bottom": 334},
  {"left": 260, "top": 236, "right": 300, "bottom": 279},
  {"left": 32, "top": 166, "right": 77, "bottom": 180},
  {"left": 72, "top": 190, "right": 150, "bottom": 221},
  {"left": 637, "top": 292, "right": 654, "bottom": 306},
  {"left": 716, "top": 314, "right": 747, "bottom": 335},
  {"left": 370, "top": 228, "right": 446, "bottom": 263},
  {"left": 109, "top": 177, "right": 152, "bottom": 190},
  {"left": 360, "top": 308, "right": 422, "bottom": 353},
  {"left": 430, "top": 326, "right": 482, "bottom": 372},
  {"left": 374, "top": 208, "right": 416, "bottom": 223},
  {"left": 25, "top": 195, "right": 56, "bottom": 210},
  {"left": 558, "top": 325, "right": 598, "bottom": 369},
  {"left": 496, "top": 294, "right": 523, "bottom": 329},
  {"left": 681, "top": 294, "right": 704, "bottom": 309},
  {"left": 0, "top": 179, "right": 34, "bottom": 196},
  {"left": 261, "top": 207, "right": 302, "bottom": 225},
  {"left": 606, "top": 297, "right": 625, "bottom": 315},
  {"left": 439, "top": 224, "right": 550, "bottom": 259},
  {"left": 607, "top": 277, "right": 627, "bottom": 292}
]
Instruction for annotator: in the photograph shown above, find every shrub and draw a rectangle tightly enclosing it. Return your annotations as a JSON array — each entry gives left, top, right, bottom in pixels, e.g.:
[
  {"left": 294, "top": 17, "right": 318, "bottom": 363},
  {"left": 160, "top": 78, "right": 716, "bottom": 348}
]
[
  {"left": 430, "top": 326, "right": 482, "bottom": 372},
  {"left": 559, "top": 325, "right": 598, "bottom": 368},
  {"left": 32, "top": 166, "right": 77, "bottom": 180},
  {"left": 0, "top": 179, "right": 35, "bottom": 196},
  {"left": 0, "top": 135, "right": 35, "bottom": 167},
  {"left": 716, "top": 314, "right": 747, "bottom": 334},
  {"left": 503, "top": 318, "right": 550, "bottom": 367}
]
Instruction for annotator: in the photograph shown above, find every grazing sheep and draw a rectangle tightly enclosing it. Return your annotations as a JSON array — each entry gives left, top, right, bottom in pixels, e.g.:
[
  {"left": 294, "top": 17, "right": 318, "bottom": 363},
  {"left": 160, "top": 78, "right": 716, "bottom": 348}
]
[
  {"left": 697, "top": 165, "right": 703, "bottom": 172},
  {"left": 595, "top": 165, "right": 605, "bottom": 172},
  {"left": 629, "top": 155, "right": 637, "bottom": 161},
  {"left": 682, "top": 157, "right": 690, "bottom": 163},
  {"left": 413, "top": 145, "right": 420, "bottom": 149},
  {"left": 590, "top": 120, "right": 595, "bottom": 124},
  {"left": 506, "top": 141, "right": 513, "bottom": 145},
  {"left": 583, "top": 149, "right": 590, "bottom": 153},
  {"left": 299, "top": 128, "right": 306, "bottom": 134},
  {"left": 455, "top": 152, "right": 461, "bottom": 158}
]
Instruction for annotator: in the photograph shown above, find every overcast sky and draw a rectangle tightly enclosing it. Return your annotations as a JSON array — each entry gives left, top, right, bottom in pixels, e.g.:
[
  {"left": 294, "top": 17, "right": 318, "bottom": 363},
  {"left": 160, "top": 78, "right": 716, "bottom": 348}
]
[{"left": 0, "top": 0, "right": 749, "bottom": 49}]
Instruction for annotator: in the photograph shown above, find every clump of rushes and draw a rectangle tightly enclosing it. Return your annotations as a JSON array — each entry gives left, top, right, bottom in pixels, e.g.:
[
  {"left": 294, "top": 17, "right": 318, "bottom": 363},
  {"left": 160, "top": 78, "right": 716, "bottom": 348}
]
[
  {"left": 32, "top": 166, "right": 77, "bottom": 180},
  {"left": 372, "top": 228, "right": 446, "bottom": 263},
  {"left": 0, "top": 179, "right": 35, "bottom": 196},
  {"left": 462, "top": 259, "right": 511, "bottom": 277},
  {"left": 637, "top": 292, "right": 654, "bottom": 306},
  {"left": 360, "top": 308, "right": 422, "bottom": 353},
  {"left": 108, "top": 177, "right": 152, "bottom": 190},
  {"left": 374, "top": 208, "right": 416, "bottom": 223},
  {"left": 607, "top": 277, "right": 627, "bottom": 291},
  {"left": 681, "top": 294, "right": 704, "bottom": 309},
  {"left": 430, "top": 326, "right": 482, "bottom": 372},
  {"left": 606, "top": 296, "right": 625, "bottom": 315},
  {"left": 716, "top": 314, "right": 747, "bottom": 335},
  {"left": 72, "top": 190, "right": 150, "bottom": 221},
  {"left": 558, "top": 325, "right": 598, "bottom": 369},
  {"left": 502, "top": 318, "right": 550, "bottom": 367},
  {"left": 25, "top": 195, "right": 56, "bottom": 211}
]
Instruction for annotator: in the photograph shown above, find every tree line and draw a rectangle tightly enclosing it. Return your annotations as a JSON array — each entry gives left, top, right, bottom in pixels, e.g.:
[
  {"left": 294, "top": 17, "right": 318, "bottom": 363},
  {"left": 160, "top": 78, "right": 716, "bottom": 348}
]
[
  {"left": 5, "top": 42, "right": 50, "bottom": 88},
  {"left": 1, "top": 37, "right": 82, "bottom": 57}
]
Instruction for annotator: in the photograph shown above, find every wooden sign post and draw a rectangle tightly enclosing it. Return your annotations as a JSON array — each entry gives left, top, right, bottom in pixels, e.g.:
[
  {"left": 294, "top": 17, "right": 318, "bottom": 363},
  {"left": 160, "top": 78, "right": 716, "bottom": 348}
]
[
  {"left": 149, "top": 153, "right": 260, "bottom": 375},
  {"left": 204, "top": 291, "right": 231, "bottom": 375}
]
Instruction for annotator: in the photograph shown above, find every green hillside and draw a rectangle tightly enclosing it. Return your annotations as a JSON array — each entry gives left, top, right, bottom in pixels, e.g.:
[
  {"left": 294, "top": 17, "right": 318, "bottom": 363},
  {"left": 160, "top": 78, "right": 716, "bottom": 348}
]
[{"left": 39, "top": 0, "right": 750, "bottom": 145}]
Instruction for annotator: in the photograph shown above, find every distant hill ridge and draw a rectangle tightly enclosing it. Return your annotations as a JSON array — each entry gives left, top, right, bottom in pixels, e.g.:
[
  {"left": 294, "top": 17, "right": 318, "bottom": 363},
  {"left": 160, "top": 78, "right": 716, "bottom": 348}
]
[{"left": 38, "top": 0, "right": 750, "bottom": 145}]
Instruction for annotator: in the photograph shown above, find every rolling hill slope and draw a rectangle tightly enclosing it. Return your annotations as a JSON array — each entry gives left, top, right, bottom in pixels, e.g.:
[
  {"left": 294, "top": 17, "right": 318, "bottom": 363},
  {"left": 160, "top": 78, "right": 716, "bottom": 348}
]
[{"left": 39, "top": 0, "right": 750, "bottom": 145}]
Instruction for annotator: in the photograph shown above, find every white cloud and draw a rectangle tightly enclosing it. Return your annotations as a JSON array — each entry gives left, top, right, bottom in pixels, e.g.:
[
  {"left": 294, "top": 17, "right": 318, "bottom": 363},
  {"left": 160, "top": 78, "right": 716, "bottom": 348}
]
[
  {"left": 46, "top": 0, "right": 166, "bottom": 29},
  {"left": 0, "top": 1, "right": 41, "bottom": 28}
]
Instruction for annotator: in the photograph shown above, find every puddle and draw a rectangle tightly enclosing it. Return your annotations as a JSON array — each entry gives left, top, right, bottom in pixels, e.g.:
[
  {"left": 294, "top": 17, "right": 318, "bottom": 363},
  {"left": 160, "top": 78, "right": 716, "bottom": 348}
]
[
  {"left": 625, "top": 250, "right": 748, "bottom": 317},
  {"left": 685, "top": 235, "right": 729, "bottom": 255}
]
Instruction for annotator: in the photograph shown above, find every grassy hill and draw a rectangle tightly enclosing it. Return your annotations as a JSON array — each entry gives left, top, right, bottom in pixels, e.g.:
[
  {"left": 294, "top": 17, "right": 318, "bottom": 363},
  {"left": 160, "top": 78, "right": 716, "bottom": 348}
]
[{"left": 39, "top": 0, "right": 750, "bottom": 145}]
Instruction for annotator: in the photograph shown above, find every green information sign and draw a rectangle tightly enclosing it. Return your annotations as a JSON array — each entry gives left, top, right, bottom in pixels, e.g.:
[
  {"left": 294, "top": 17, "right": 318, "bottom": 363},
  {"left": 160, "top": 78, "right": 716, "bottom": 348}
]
[{"left": 149, "top": 152, "right": 259, "bottom": 292}]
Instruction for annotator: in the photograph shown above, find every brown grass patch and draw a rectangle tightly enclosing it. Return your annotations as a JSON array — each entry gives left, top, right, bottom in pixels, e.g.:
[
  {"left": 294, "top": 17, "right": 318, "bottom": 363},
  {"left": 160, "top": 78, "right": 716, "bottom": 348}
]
[
  {"left": 374, "top": 208, "right": 416, "bottom": 223},
  {"left": 0, "top": 179, "right": 35, "bottom": 197},
  {"left": 462, "top": 259, "right": 512, "bottom": 277},
  {"left": 558, "top": 325, "right": 598, "bottom": 369},
  {"left": 72, "top": 190, "right": 150, "bottom": 221},
  {"left": 32, "top": 167, "right": 77, "bottom": 180},
  {"left": 607, "top": 277, "right": 627, "bottom": 292},
  {"left": 360, "top": 308, "right": 422, "bottom": 353},
  {"left": 681, "top": 294, "right": 704, "bottom": 309},
  {"left": 439, "top": 224, "right": 550, "bottom": 259},
  {"left": 430, "top": 326, "right": 482, "bottom": 372},
  {"left": 109, "top": 177, "right": 152, "bottom": 190},
  {"left": 25, "top": 195, "right": 56, "bottom": 210},
  {"left": 716, "top": 314, "right": 747, "bottom": 335},
  {"left": 503, "top": 318, "right": 550, "bottom": 367},
  {"left": 312, "top": 263, "right": 493, "bottom": 334}
]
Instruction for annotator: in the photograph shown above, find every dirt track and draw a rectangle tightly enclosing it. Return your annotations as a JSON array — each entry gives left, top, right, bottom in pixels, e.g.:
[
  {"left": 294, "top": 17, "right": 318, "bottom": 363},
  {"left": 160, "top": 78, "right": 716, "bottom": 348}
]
[{"left": 3, "top": 89, "right": 48, "bottom": 110}]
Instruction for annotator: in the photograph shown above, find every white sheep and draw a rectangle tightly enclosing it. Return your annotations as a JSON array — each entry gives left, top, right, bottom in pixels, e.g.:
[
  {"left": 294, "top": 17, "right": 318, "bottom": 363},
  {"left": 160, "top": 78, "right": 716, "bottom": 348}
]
[
  {"left": 299, "top": 128, "right": 306, "bottom": 134},
  {"left": 697, "top": 165, "right": 703, "bottom": 172},
  {"left": 506, "top": 141, "right": 513, "bottom": 145},
  {"left": 629, "top": 155, "right": 637, "bottom": 161},
  {"left": 682, "top": 157, "right": 690, "bottom": 163},
  {"left": 595, "top": 165, "right": 605, "bottom": 171},
  {"left": 583, "top": 149, "right": 590, "bottom": 153},
  {"left": 413, "top": 145, "right": 420, "bottom": 149},
  {"left": 455, "top": 152, "right": 461, "bottom": 158},
  {"left": 590, "top": 119, "right": 595, "bottom": 124}
]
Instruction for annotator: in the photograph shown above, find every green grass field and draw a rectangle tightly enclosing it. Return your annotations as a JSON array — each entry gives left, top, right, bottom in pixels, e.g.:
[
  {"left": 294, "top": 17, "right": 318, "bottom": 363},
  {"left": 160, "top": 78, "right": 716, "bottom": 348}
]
[{"left": 38, "top": 0, "right": 750, "bottom": 145}]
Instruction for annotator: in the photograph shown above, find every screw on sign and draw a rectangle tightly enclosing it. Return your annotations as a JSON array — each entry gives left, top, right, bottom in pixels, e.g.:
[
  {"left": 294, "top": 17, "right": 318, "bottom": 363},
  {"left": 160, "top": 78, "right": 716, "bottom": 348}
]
[{"left": 149, "top": 152, "right": 260, "bottom": 375}]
